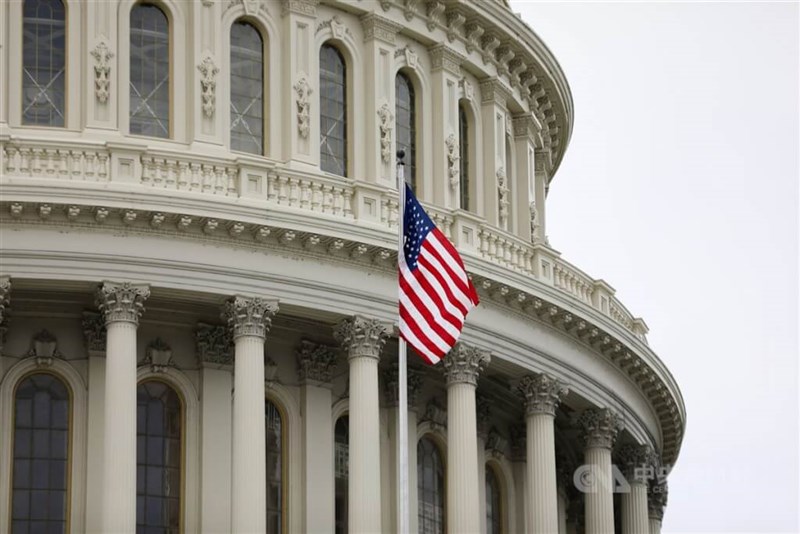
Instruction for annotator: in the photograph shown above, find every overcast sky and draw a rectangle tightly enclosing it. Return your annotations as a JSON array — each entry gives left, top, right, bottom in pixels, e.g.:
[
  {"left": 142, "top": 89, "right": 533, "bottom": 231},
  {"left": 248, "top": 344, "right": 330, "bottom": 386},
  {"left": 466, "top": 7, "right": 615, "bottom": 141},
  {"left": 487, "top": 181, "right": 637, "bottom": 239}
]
[{"left": 509, "top": 1, "right": 799, "bottom": 532}]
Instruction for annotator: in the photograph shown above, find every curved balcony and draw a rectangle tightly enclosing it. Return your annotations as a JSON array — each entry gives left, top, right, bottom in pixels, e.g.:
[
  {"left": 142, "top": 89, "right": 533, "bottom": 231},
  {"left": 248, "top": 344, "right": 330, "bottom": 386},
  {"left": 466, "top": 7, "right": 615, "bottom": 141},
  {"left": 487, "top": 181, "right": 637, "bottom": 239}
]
[{"left": 0, "top": 134, "right": 685, "bottom": 464}]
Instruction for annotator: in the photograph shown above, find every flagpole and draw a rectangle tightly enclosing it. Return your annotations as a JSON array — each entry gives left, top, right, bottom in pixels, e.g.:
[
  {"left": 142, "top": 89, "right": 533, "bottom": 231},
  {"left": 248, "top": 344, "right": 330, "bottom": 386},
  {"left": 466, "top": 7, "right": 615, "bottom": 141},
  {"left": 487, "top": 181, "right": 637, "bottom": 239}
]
[{"left": 396, "top": 150, "right": 409, "bottom": 534}]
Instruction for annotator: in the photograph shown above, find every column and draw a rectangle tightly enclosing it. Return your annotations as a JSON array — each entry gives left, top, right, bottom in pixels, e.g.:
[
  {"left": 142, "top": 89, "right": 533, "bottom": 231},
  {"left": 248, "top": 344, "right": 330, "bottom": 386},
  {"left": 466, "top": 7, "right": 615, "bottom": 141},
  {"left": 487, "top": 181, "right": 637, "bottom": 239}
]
[
  {"left": 648, "top": 483, "right": 668, "bottom": 534},
  {"left": 96, "top": 282, "right": 150, "bottom": 534},
  {"left": 442, "top": 343, "right": 490, "bottom": 533},
  {"left": 429, "top": 44, "right": 463, "bottom": 206},
  {"left": 360, "top": 13, "right": 400, "bottom": 186},
  {"left": 478, "top": 78, "right": 510, "bottom": 224},
  {"left": 196, "top": 323, "right": 235, "bottom": 533},
  {"left": 578, "top": 408, "right": 622, "bottom": 534},
  {"left": 509, "top": 424, "right": 528, "bottom": 534},
  {"left": 281, "top": 0, "right": 319, "bottom": 169},
  {"left": 334, "top": 315, "right": 389, "bottom": 533},
  {"left": 512, "top": 115, "right": 537, "bottom": 242},
  {"left": 224, "top": 296, "right": 279, "bottom": 534},
  {"left": 533, "top": 150, "right": 550, "bottom": 242},
  {"left": 618, "top": 444, "right": 655, "bottom": 534},
  {"left": 518, "top": 373, "right": 568, "bottom": 534},
  {"left": 296, "top": 340, "right": 338, "bottom": 533},
  {"left": 476, "top": 395, "right": 492, "bottom": 534},
  {"left": 81, "top": 312, "right": 107, "bottom": 533}
]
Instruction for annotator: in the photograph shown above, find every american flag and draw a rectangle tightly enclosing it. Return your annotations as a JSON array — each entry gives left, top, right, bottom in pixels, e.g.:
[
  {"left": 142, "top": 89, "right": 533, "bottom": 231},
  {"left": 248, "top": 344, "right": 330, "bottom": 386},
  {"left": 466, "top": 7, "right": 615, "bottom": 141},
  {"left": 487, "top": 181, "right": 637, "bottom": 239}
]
[{"left": 399, "top": 184, "right": 480, "bottom": 364}]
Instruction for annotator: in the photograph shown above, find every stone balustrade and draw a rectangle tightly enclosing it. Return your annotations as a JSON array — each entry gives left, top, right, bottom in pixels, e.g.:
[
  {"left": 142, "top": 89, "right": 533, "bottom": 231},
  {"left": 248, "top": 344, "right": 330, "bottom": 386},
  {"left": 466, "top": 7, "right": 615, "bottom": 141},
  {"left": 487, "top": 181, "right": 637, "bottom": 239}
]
[{"left": 0, "top": 137, "right": 647, "bottom": 343}]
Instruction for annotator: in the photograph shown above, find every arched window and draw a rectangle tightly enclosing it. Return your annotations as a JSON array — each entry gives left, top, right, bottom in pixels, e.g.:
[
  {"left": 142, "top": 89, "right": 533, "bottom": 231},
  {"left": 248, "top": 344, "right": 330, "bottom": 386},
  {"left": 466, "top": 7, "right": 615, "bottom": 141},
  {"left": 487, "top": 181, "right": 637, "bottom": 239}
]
[
  {"left": 320, "top": 44, "right": 347, "bottom": 176},
  {"left": 230, "top": 21, "right": 264, "bottom": 155},
  {"left": 485, "top": 465, "right": 503, "bottom": 534},
  {"left": 417, "top": 436, "right": 444, "bottom": 534},
  {"left": 266, "top": 399, "right": 283, "bottom": 534},
  {"left": 137, "top": 380, "right": 182, "bottom": 533},
  {"left": 10, "top": 373, "right": 70, "bottom": 533},
  {"left": 395, "top": 72, "right": 416, "bottom": 190},
  {"left": 334, "top": 415, "right": 349, "bottom": 534},
  {"left": 22, "top": 0, "right": 66, "bottom": 126},
  {"left": 458, "top": 103, "right": 470, "bottom": 211},
  {"left": 130, "top": 3, "right": 170, "bottom": 138}
]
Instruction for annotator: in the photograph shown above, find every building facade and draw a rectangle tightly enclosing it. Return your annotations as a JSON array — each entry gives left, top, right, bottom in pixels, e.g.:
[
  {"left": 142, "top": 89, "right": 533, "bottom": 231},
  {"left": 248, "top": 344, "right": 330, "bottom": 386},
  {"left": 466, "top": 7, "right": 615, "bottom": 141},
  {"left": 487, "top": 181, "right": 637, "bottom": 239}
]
[{"left": 0, "top": 0, "right": 685, "bottom": 533}]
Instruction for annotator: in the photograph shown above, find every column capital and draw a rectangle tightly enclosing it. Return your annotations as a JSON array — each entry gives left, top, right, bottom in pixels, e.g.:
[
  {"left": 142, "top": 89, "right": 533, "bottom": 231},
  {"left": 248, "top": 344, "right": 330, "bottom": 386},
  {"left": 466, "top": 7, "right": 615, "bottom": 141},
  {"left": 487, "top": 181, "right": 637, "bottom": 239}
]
[
  {"left": 360, "top": 13, "right": 402, "bottom": 45},
  {"left": 476, "top": 393, "right": 492, "bottom": 439},
  {"left": 578, "top": 408, "right": 622, "bottom": 450},
  {"left": 82, "top": 312, "right": 107, "bottom": 356},
  {"left": 296, "top": 339, "right": 337, "bottom": 383},
  {"left": 443, "top": 343, "right": 490, "bottom": 386},
  {"left": 334, "top": 315, "right": 388, "bottom": 361},
  {"left": 428, "top": 43, "right": 464, "bottom": 76},
  {"left": 0, "top": 275, "right": 10, "bottom": 324},
  {"left": 648, "top": 482, "right": 668, "bottom": 520},
  {"left": 509, "top": 423, "right": 526, "bottom": 462},
  {"left": 196, "top": 322, "right": 234, "bottom": 365},
  {"left": 222, "top": 296, "right": 279, "bottom": 341},
  {"left": 479, "top": 77, "right": 512, "bottom": 107},
  {"left": 95, "top": 281, "right": 150, "bottom": 325},
  {"left": 280, "top": 0, "right": 318, "bottom": 17},
  {"left": 382, "top": 364, "right": 423, "bottom": 408},
  {"left": 517, "top": 372, "right": 568, "bottom": 416},
  {"left": 616, "top": 443, "right": 656, "bottom": 480}
]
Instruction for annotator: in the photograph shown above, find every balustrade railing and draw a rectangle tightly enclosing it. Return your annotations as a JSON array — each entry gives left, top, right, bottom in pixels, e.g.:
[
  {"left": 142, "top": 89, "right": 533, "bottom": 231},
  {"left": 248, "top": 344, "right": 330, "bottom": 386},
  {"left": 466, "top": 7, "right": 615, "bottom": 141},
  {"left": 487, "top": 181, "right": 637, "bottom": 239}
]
[{"left": 0, "top": 137, "right": 647, "bottom": 342}]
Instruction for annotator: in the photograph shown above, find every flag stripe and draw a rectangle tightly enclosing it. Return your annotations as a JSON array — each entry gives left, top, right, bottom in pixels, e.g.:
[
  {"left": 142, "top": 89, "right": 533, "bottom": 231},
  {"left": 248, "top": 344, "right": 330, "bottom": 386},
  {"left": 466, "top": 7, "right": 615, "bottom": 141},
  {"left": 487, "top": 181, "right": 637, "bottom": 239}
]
[
  {"left": 399, "top": 184, "right": 479, "bottom": 365},
  {"left": 400, "top": 265, "right": 462, "bottom": 341}
]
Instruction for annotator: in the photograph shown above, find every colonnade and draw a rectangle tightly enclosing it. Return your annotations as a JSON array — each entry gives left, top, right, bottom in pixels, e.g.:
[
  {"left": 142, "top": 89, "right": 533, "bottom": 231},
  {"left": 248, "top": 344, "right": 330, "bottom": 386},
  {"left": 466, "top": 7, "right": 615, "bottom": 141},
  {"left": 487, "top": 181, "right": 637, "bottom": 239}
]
[{"left": 50, "top": 279, "right": 668, "bottom": 534}]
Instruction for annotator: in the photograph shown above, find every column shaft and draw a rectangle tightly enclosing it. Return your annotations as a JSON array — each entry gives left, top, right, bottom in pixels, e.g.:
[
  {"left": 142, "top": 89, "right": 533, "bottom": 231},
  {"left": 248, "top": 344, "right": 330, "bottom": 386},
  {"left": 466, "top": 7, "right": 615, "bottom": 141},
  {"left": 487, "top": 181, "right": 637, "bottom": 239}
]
[
  {"left": 649, "top": 518, "right": 662, "bottom": 534},
  {"left": 200, "top": 367, "right": 233, "bottom": 533},
  {"left": 527, "top": 412, "right": 558, "bottom": 534},
  {"left": 101, "top": 322, "right": 137, "bottom": 533},
  {"left": 349, "top": 355, "right": 382, "bottom": 533},
  {"left": 557, "top": 492, "right": 568, "bottom": 534},
  {"left": 447, "top": 382, "right": 481, "bottom": 533},
  {"left": 232, "top": 335, "right": 267, "bottom": 533},
  {"left": 302, "top": 384, "right": 334, "bottom": 533},
  {"left": 621, "top": 481, "right": 650, "bottom": 534},
  {"left": 584, "top": 446, "right": 614, "bottom": 534}
]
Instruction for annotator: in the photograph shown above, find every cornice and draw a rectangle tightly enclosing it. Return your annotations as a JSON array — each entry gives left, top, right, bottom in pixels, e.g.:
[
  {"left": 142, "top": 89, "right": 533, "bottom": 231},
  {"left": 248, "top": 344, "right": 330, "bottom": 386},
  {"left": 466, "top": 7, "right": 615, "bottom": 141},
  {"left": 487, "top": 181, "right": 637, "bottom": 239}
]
[{"left": 0, "top": 183, "right": 684, "bottom": 465}]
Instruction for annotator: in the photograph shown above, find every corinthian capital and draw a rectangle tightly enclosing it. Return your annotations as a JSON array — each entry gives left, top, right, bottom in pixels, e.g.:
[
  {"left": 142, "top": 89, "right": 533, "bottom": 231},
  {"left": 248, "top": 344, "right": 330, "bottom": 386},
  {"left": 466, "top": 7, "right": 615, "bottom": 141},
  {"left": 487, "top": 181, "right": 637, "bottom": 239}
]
[
  {"left": 383, "top": 364, "right": 423, "bottom": 408},
  {"left": 578, "top": 408, "right": 623, "bottom": 450},
  {"left": 517, "top": 372, "right": 568, "bottom": 416},
  {"left": 296, "top": 339, "right": 338, "bottom": 383},
  {"left": 96, "top": 282, "right": 150, "bottom": 325},
  {"left": 617, "top": 443, "right": 656, "bottom": 480},
  {"left": 222, "top": 296, "right": 279, "bottom": 340},
  {"left": 334, "top": 315, "right": 388, "bottom": 361},
  {"left": 442, "top": 343, "right": 490, "bottom": 386}
]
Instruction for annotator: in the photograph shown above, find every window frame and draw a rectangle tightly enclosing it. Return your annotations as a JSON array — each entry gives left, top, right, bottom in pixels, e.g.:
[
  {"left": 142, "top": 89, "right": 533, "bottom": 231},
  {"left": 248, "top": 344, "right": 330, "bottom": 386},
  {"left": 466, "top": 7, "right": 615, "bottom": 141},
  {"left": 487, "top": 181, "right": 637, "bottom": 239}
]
[
  {"left": 9, "top": 371, "right": 73, "bottom": 534},
  {"left": 265, "top": 395, "right": 288, "bottom": 534},
  {"left": 128, "top": 1, "right": 173, "bottom": 140},
  {"left": 416, "top": 434, "right": 446, "bottom": 534},
  {"left": 229, "top": 18, "right": 266, "bottom": 156},
  {"left": 20, "top": 0, "right": 69, "bottom": 128},
  {"left": 395, "top": 70, "right": 418, "bottom": 192},
  {"left": 485, "top": 462, "right": 506, "bottom": 534},
  {"left": 318, "top": 41, "right": 348, "bottom": 177},
  {"left": 136, "top": 377, "right": 185, "bottom": 534}
]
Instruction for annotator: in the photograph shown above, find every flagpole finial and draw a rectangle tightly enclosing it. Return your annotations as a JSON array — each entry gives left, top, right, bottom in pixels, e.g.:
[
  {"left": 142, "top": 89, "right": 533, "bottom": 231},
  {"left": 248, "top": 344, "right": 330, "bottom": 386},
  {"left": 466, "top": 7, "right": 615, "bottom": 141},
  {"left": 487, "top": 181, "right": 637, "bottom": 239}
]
[{"left": 396, "top": 149, "right": 405, "bottom": 164}]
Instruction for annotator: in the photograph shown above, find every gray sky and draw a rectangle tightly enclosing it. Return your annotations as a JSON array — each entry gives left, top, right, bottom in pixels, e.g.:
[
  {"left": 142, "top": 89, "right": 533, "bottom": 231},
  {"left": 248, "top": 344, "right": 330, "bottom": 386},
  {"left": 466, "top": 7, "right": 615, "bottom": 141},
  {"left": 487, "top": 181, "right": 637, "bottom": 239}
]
[{"left": 510, "top": 1, "right": 799, "bottom": 532}]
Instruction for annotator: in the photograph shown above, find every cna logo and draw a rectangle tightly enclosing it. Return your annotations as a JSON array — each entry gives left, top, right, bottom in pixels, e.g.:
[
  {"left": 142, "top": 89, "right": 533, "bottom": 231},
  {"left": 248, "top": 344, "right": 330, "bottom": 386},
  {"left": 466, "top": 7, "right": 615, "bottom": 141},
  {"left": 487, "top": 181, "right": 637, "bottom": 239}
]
[{"left": 573, "top": 464, "right": 670, "bottom": 494}]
